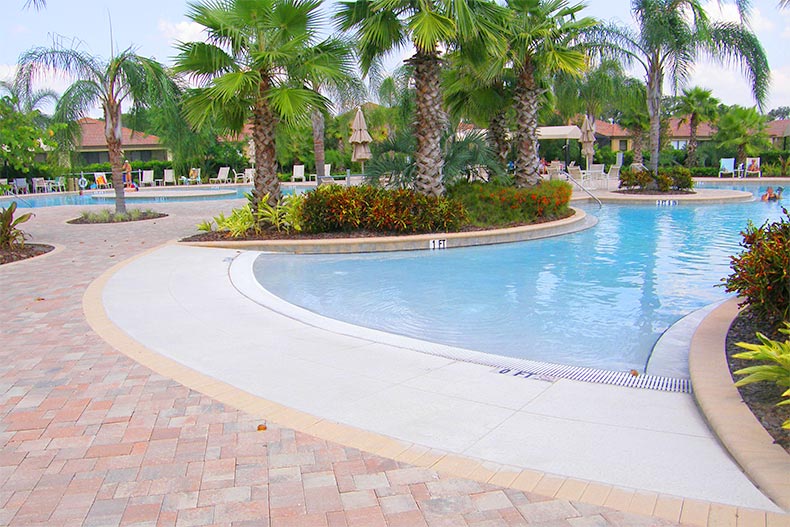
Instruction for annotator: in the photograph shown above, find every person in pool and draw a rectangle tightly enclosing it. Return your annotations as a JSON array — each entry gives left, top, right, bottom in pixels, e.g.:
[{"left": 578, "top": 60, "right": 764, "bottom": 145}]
[{"left": 761, "top": 186, "right": 782, "bottom": 201}]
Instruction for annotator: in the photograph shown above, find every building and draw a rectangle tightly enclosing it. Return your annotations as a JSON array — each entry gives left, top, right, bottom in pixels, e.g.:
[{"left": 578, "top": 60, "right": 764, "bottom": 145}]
[{"left": 76, "top": 117, "right": 168, "bottom": 165}]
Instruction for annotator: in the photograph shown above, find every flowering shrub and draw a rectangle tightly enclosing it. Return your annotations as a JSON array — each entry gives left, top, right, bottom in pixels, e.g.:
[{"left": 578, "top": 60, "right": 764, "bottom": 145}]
[
  {"left": 300, "top": 185, "right": 467, "bottom": 234},
  {"left": 447, "top": 180, "right": 572, "bottom": 226},
  {"left": 619, "top": 166, "right": 693, "bottom": 192},
  {"left": 724, "top": 208, "right": 790, "bottom": 323}
]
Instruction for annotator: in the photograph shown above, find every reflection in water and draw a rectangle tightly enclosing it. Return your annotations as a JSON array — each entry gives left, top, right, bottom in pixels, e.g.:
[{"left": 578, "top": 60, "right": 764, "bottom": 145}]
[{"left": 254, "top": 194, "right": 785, "bottom": 372}]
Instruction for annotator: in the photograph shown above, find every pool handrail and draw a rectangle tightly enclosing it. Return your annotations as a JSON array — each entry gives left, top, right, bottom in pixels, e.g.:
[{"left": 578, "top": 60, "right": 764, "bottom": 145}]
[{"left": 563, "top": 170, "right": 603, "bottom": 208}]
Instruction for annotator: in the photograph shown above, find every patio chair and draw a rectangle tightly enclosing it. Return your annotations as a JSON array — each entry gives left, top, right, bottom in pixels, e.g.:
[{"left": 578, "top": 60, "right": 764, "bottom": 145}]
[
  {"left": 12, "top": 178, "right": 29, "bottom": 194},
  {"left": 33, "top": 177, "right": 48, "bottom": 193},
  {"left": 718, "top": 158, "right": 736, "bottom": 178},
  {"left": 187, "top": 168, "right": 201, "bottom": 185},
  {"left": 94, "top": 173, "right": 111, "bottom": 189},
  {"left": 209, "top": 166, "right": 231, "bottom": 184},
  {"left": 140, "top": 170, "right": 155, "bottom": 187},
  {"left": 234, "top": 168, "right": 254, "bottom": 184},
  {"left": 317, "top": 164, "right": 334, "bottom": 185},
  {"left": 602, "top": 165, "right": 620, "bottom": 191},
  {"left": 744, "top": 157, "right": 761, "bottom": 178},
  {"left": 47, "top": 176, "right": 66, "bottom": 192},
  {"left": 163, "top": 169, "right": 176, "bottom": 186},
  {"left": 291, "top": 164, "right": 305, "bottom": 182}
]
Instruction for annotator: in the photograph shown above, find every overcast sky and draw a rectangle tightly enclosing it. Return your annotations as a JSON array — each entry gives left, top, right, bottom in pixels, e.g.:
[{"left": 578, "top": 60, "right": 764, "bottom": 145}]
[{"left": 1, "top": 0, "right": 788, "bottom": 115}]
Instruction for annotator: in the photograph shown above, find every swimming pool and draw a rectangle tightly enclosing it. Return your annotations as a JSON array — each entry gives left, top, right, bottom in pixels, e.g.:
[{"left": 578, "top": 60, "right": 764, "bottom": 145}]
[
  {"left": 1, "top": 185, "right": 300, "bottom": 208},
  {"left": 253, "top": 184, "right": 786, "bottom": 373}
]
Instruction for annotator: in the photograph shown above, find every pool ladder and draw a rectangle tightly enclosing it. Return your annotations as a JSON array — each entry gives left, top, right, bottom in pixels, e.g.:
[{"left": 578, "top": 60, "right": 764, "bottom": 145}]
[{"left": 563, "top": 171, "right": 603, "bottom": 208}]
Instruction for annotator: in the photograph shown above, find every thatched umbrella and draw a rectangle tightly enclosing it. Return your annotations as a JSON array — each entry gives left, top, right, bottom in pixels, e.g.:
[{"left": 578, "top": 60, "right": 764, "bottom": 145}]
[
  {"left": 580, "top": 115, "right": 596, "bottom": 170},
  {"left": 350, "top": 107, "right": 373, "bottom": 173}
]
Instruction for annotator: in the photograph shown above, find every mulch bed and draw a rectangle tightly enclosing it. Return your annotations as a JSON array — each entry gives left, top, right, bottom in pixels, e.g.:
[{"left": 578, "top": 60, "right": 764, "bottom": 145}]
[
  {"left": 67, "top": 212, "right": 168, "bottom": 224},
  {"left": 726, "top": 309, "right": 790, "bottom": 454},
  {"left": 0, "top": 244, "right": 55, "bottom": 265}
]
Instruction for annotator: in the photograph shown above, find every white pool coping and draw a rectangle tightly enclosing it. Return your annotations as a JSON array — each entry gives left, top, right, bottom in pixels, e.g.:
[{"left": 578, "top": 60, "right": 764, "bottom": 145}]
[{"left": 98, "top": 243, "right": 779, "bottom": 512}]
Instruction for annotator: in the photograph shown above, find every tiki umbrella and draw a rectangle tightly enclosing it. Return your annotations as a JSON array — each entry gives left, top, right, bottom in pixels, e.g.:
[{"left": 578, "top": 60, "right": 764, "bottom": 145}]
[
  {"left": 580, "top": 115, "right": 596, "bottom": 170},
  {"left": 350, "top": 107, "right": 373, "bottom": 173}
]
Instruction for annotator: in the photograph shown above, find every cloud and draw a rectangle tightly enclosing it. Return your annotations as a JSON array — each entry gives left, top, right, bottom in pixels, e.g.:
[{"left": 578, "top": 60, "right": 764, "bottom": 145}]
[{"left": 157, "top": 20, "right": 205, "bottom": 46}]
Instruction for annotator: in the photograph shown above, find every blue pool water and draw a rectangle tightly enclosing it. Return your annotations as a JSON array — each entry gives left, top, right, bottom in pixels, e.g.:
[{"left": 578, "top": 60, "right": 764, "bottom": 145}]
[{"left": 253, "top": 185, "right": 787, "bottom": 373}]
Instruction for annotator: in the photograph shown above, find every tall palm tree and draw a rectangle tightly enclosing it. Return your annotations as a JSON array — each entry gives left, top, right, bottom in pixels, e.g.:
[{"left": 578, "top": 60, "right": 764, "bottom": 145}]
[
  {"left": 335, "top": 0, "right": 507, "bottom": 196},
  {"left": 0, "top": 80, "right": 57, "bottom": 129},
  {"left": 175, "top": 0, "right": 342, "bottom": 207},
  {"left": 715, "top": 105, "right": 770, "bottom": 167},
  {"left": 673, "top": 87, "right": 719, "bottom": 168},
  {"left": 501, "top": 0, "right": 596, "bottom": 187},
  {"left": 593, "top": 0, "right": 769, "bottom": 175},
  {"left": 554, "top": 59, "right": 624, "bottom": 126},
  {"left": 16, "top": 45, "right": 176, "bottom": 213}
]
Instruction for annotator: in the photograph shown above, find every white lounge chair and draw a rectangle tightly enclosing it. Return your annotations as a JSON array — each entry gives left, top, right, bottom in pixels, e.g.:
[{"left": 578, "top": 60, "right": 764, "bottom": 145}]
[
  {"left": 140, "top": 170, "right": 155, "bottom": 187},
  {"left": 603, "top": 165, "right": 620, "bottom": 190},
  {"left": 209, "top": 166, "right": 231, "bottom": 184},
  {"left": 317, "top": 164, "right": 334, "bottom": 185},
  {"left": 744, "top": 157, "right": 761, "bottom": 178},
  {"left": 47, "top": 176, "right": 66, "bottom": 192},
  {"left": 94, "top": 173, "right": 111, "bottom": 189},
  {"left": 718, "top": 158, "right": 736, "bottom": 178},
  {"left": 187, "top": 168, "right": 201, "bottom": 185},
  {"left": 163, "top": 169, "right": 176, "bottom": 186},
  {"left": 12, "top": 178, "right": 29, "bottom": 194},
  {"left": 33, "top": 177, "right": 48, "bottom": 193},
  {"left": 233, "top": 168, "right": 254, "bottom": 184},
  {"left": 291, "top": 164, "right": 305, "bottom": 182}
]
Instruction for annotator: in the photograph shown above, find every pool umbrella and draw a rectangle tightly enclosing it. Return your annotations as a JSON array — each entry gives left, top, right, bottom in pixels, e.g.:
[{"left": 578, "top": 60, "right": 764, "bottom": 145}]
[
  {"left": 580, "top": 114, "right": 596, "bottom": 170},
  {"left": 350, "top": 107, "right": 373, "bottom": 173}
]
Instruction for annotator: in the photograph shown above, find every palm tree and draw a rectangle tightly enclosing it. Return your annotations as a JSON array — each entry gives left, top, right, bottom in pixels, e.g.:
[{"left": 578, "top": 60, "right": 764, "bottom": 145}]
[
  {"left": 617, "top": 78, "right": 649, "bottom": 165},
  {"left": 175, "top": 0, "right": 341, "bottom": 207},
  {"left": 335, "top": 0, "right": 507, "bottom": 196},
  {"left": 593, "top": 0, "right": 769, "bottom": 175},
  {"left": 715, "top": 105, "right": 770, "bottom": 167},
  {"left": 0, "top": 80, "right": 57, "bottom": 129},
  {"left": 16, "top": 45, "right": 176, "bottom": 213},
  {"left": 554, "top": 59, "right": 624, "bottom": 126},
  {"left": 500, "top": 0, "right": 596, "bottom": 187},
  {"left": 673, "top": 87, "right": 719, "bottom": 168}
]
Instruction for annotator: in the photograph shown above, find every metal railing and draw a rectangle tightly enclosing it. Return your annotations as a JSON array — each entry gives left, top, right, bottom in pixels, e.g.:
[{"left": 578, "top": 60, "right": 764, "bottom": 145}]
[{"left": 563, "top": 171, "right": 603, "bottom": 208}]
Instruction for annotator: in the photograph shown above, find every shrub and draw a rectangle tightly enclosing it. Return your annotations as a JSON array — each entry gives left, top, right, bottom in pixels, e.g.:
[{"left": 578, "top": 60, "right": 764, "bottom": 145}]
[
  {"left": 0, "top": 202, "right": 33, "bottom": 249},
  {"left": 447, "top": 180, "right": 572, "bottom": 227},
  {"left": 733, "top": 324, "right": 790, "bottom": 429},
  {"left": 689, "top": 167, "right": 719, "bottom": 178},
  {"left": 666, "top": 166, "right": 693, "bottom": 191},
  {"left": 619, "top": 167, "right": 653, "bottom": 190},
  {"left": 301, "top": 185, "right": 467, "bottom": 234},
  {"left": 656, "top": 173, "right": 672, "bottom": 192},
  {"left": 724, "top": 208, "right": 790, "bottom": 324}
]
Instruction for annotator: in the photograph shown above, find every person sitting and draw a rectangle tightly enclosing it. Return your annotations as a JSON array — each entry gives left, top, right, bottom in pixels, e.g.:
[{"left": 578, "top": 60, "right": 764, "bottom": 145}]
[{"left": 761, "top": 186, "right": 777, "bottom": 201}]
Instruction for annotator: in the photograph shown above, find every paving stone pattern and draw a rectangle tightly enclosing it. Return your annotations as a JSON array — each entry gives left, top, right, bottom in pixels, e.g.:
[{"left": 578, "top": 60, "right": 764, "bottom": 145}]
[{"left": 0, "top": 200, "right": 681, "bottom": 526}]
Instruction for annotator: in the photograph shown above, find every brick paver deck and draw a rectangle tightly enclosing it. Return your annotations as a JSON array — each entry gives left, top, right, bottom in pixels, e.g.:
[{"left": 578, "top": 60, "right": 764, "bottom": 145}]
[{"left": 0, "top": 198, "right": 750, "bottom": 526}]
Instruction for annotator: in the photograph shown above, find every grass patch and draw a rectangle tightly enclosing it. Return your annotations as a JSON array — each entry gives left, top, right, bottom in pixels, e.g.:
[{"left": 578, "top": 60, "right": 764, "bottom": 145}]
[{"left": 68, "top": 209, "right": 167, "bottom": 224}]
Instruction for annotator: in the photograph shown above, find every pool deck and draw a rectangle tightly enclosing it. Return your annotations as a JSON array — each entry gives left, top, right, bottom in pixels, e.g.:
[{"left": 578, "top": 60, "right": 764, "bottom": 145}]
[{"left": 2, "top": 188, "right": 789, "bottom": 526}]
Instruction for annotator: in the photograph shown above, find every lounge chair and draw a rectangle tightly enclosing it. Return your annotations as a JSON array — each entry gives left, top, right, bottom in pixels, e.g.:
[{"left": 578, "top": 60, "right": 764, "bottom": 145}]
[
  {"left": 744, "top": 157, "right": 761, "bottom": 178},
  {"left": 12, "top": 178, "right": 29, "bottom": 194},
  {"left": 163, "top": 169, "right": 176, "bottom": 186},
  {"left": 94, "top": 173, "right": 111, "bottom": 189},
  {"left": 291, "top": 164, "right": 305, "bottom": 182},
  {"left": 187, "top": 168, "right": 201, "bottom": 185},
  {"left": 566, "top": 165, "right": 587, "bottom": 186},
  {"left": 718, "top": 158, "right": 736, "bottom": 178},
  {"left": 47, "top": 176, "right": 66, "bottom": 192},
  {"left": 33, "top": 177, "right": 48, "bottom": 193},
  {"left": 317, "top": 164, "right": 334, "bottom": 185},
  {"left": 602, "top": 165, "right": 620, "bottom": 190},
  {"left": 234, "top": 168, "right": 254, "bottom": 184},
  {"left": 140, "top": 170, "right": 155, "bottom": 187},
  {"left": 209, "top": 166, "right": 231, "bottom": 184}
]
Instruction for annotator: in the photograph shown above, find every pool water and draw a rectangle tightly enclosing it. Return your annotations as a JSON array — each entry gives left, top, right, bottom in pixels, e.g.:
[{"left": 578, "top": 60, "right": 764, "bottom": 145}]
[{"left": 253, "top": 186, "right": 786, "bottom": 373}]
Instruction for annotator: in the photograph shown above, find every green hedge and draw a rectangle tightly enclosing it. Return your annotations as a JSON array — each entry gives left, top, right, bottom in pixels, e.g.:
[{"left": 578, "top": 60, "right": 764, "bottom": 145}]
[{"left": 619, "top": 166, "right": 694, "bottom": 191}]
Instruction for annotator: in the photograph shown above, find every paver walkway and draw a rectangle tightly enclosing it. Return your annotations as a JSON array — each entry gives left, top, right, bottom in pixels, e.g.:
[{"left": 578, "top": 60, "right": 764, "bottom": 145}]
[{"left": 0, "top": 198, "right": 757, "bottom": 526}]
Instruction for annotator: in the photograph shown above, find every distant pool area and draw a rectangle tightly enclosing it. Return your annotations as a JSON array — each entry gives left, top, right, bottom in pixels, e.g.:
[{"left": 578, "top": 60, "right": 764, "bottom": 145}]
[{"left": 253, "top": 184, "right": 786, "bottom": 374}]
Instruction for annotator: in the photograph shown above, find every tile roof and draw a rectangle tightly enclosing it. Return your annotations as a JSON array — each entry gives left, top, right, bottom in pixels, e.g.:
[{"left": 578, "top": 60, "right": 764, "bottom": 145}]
[{"left": 77, "top": 117, "right": 163, "bottom": 148}]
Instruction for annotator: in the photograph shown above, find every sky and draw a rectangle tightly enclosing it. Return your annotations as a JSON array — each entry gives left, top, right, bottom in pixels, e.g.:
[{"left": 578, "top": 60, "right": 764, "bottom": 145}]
[{"left": 1, "top": 0, "right": 789, "bottom": 116}]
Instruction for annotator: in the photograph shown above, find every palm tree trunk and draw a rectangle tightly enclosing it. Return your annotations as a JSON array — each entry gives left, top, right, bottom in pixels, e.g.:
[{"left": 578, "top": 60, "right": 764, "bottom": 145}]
[
  {"left": 251, "top": 79, "right": 281, "bottom": 208},
  {"left": 312, "top": 110, "right": 326, "bottom": 182},
  {"left": 631, "top": 130, "right": 644, "bottom": 165},
  {"left": 646, "top": 66, "right": 662, "bottom": 175},
  {"left": 410, "top": 51, "right": 446, "bottom": 197},
  {"left": 105, "top": 103, "right": 127, "bottom": 214},
  {"left": 489, "top": 110, "right": 509, "bottom": 171},
  {"left": 513, "top": 62, "right": 542, "bottom": 187},
  {"left": 686, "top": 114, "right": 698, "bottom": 168}
]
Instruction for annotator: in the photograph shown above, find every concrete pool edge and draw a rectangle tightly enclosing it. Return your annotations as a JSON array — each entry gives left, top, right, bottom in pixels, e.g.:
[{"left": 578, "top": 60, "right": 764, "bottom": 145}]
[
  {"left": 181, "top": 206, "right": 593, "bottom": 254},
  {"left": 83, "top": 245, "right": 788, "bottom": 524},
  {"left": 689, "top": 298, "right": 790, "bottom": 511}
]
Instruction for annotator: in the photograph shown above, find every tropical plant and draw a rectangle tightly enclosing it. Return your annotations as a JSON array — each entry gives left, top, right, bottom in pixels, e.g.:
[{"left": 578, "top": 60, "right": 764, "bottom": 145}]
[
  {"left": 554, "top": 59, "right": 624, "bottom": 127},
  {"left": 499, "top": 0, "right": 596, "bottom": 187},
  {"left": 175, "top": 0, "right": 337, "bottom": 208},
  {"left": 592, "top": 0, "right": 769, "bottom": 175},
  {"left": 16, "top": 43, "right": 177, "bottom": 214},
  {"left": 0, "top": 80, "right": 58, "bottom": 129},
  {"left": 0, "top": 96, "right": 58, "bottom": 172},
  {"left": 724, "top": 208, "right": 790, "bottom": 324},
  {"left": 0, "top": 202, "right": 34, "bottom": 250},
  {"left": 733, "top": 324, "right": 790, "bottom": 430},
  {"left": 715, "top": 106, "right": 771, "bottom": 167},
  {"left": 674, "top": 87, "right": 720, "bottom": 168},
  {"left": 335, "top": 0, "right": 507, "bottom": 197},
  {"left": 617, "top": 79, "right": 649, "bottom": 165}
]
